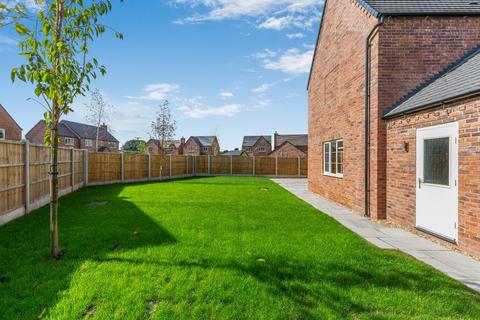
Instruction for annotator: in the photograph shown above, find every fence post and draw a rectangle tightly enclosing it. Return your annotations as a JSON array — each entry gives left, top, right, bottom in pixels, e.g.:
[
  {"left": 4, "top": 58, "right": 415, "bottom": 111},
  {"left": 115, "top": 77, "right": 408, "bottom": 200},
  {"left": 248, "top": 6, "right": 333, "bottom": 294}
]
[
  {"left": 71, "top": 148, "right": 75, "bottom": 191},
  {"left": 208, "top": 155, "right": 211, "bottom": 175},
  {"left": 275, "top": 157, "right": 278, "bottom": 177},
  {"left": 253, "top": 156, "right": 256, "bottom": 176},
  {"left": 24, "top": 140, "right": 30, "bottom": 213},
  {"left": 298, "top": 157, "right": 301, "bottom": 177},
  {"left": 230, "top": 155, "right": 233, "bottom": 175},
  {"left": 84, "top": 149, "right": 89, "bottom": 186},
  {"left": 148, "top": 154, "right": 151, "bottom": 180},
  {"left": 121, "top": 152, "right": 125, "bottom": 181},
  {"left": 169, "top": 155, "right": 173, "bottom": 177}
]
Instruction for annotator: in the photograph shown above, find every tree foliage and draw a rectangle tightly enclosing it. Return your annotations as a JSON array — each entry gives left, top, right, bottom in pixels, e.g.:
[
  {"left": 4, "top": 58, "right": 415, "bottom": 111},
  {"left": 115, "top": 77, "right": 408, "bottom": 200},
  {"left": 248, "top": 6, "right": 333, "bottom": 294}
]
[
  {"left": 0, "top": 0, "right": 122, "bottom": 258},
  {"left": 122, "top": 139, "right": 146, "bottom": 154},
  {"left": 150, "top": 100, "right": 177, "bottom": 155}
]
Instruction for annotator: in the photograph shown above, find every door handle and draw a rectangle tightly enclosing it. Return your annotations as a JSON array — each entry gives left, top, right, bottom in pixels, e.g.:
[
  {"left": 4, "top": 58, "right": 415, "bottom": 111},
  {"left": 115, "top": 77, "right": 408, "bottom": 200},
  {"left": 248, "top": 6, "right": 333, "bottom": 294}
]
[{"left": 418, "top": 178, "right": 423, "bottom": 189}]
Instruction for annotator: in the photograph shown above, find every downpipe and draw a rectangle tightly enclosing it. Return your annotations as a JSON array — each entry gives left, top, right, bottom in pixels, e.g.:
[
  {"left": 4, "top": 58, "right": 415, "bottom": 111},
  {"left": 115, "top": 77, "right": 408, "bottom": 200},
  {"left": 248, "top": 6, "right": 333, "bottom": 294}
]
[{"left": 365, "top": 16, "right": 384, "bottom": 218}]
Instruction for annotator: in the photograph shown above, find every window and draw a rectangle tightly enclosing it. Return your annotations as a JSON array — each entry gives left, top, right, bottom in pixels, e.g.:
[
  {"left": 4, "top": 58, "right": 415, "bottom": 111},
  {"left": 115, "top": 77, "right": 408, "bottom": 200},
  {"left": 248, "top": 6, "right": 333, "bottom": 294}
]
[
  {"left": 85, "top": 139, "right": 93, "bottom": 147},
  {"left": 424, "top": 137, "right": 449, "bottom": 186},
  {"left": 64, "top": 137, "right": 75, "bottom": 146},
  {"left": 324, "top": 139, "right": 343, "bottom": 177},
  {"left": 0, "top": 129, "right": 5, "bottom": 140},
  {"left": 256, "top": 146, "right": 266, "bottom": 153},
  {"left": 203, "top": 147, "right": 209, "bottom": 152}
]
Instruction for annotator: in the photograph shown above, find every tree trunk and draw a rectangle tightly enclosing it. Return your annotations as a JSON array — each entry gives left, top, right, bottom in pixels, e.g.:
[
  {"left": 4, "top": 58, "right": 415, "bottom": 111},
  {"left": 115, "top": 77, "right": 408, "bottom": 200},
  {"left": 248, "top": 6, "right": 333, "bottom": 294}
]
[{"left": 50, "top": 119, "right": 60, "bottom": 259}]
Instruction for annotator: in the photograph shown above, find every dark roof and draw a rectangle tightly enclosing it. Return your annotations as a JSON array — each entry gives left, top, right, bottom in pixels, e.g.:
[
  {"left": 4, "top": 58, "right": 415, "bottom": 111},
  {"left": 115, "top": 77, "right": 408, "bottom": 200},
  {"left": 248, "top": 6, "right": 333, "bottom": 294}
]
[
  {"left": 242, "top": 135, "right": 272, "bottom": 148},
  {"left": 148, "top": 139, "right": 183, "bottom": 148},
  {"left": 357, "top": 0, "right": 480, "bottom": 17},
  {"left": 0, "top": 104, "right": 22, "bottom": 131},
  {"left": 276, "top": 134, "right": 308, "bottom": 147},
  {"left": 190, "top": 136, "right": 217, "bottom": 147},
  {"left": 221, "top": 150, "right": 250, "bottom": 156},
  {"left": 307, "top": 0, "right": 480, "bottom": 90},
  {"left": 385, "top": 45, "right": 480, "bottom": 118},
  {"left": 62, "top": 120, "right": 118, "bottom": 142}
]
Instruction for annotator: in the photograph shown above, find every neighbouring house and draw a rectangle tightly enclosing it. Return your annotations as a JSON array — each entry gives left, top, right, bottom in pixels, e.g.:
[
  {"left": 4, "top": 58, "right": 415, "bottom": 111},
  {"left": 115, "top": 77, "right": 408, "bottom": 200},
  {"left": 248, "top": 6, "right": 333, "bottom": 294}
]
[
  {"left": 221, "top": 149, "right": 250, "bottom": 157},
  {"left": 0, "top": 104, "right": 22, "bottom": 141},
  {"left": 26, "top": 120, "right": 119, "bottom": 152},
  {"left": 146, "top": 138, "right": 185, "bottom": 155},
  {"left": 183, "top": 136, "right": 220, "bottom": 156},
  {"left": 308, "top": 0, "right": 480, "bottom": 257},
  {"left": 270, "top": 132, "right": 308, "bottom": 158},
  {"left": 242, "top": 136, "right": 272, "bottom": 156}
]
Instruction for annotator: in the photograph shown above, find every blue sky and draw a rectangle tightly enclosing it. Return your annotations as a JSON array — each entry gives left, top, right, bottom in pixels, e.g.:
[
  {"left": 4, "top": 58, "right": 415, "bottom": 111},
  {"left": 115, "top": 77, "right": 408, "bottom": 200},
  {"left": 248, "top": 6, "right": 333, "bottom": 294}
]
[{"left": 0, "top": 0, "right": 323, "bottom": 150}]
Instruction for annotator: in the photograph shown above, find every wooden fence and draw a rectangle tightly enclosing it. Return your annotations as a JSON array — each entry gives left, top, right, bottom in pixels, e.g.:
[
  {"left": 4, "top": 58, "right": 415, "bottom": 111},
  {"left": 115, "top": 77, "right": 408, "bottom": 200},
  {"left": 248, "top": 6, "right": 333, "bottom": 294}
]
[
  {"left": 0, "top": 140, "right": 307, "bottom": 225},
  {"left": 0, "top": 140, "right": 85, "bottom": 225}
]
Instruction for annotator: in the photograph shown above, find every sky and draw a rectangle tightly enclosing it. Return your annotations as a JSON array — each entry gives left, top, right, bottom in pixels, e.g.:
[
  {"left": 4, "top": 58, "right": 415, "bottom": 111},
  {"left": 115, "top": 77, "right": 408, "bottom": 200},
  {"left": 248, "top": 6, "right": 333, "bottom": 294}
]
[{"left": 0, "top": 0, "right": 324, "bottom": 150}]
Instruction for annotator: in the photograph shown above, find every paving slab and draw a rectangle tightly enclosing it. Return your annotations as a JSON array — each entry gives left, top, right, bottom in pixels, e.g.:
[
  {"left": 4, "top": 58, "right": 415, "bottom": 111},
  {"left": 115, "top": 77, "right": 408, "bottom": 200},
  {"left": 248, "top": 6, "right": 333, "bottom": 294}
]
[{"left": 272, "top": 178, "right": 480, "bottom": 293}]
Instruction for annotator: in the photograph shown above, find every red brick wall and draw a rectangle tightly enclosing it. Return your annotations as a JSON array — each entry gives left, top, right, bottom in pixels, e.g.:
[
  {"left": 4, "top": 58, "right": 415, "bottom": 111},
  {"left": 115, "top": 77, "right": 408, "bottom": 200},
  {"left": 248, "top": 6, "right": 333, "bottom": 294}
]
[
  {"left": 309, "top": 0, "right": 480, "bottom": 220},
  {"left": 26, "top": 121, "right": 48, "bottom": 145},
  {"left": 251, "top": 137, "right": 272, "bottom": 156},
  {"left": 386, "top": 97, "right": 480, "bottom": 258},
  {"left": 183, "top": 139, "right": 201, "bottom": 155},
  {"left": 308, "top": 0, "right": 379, "bottom": 214},
  {"left": 270, "top": 143, "right": 306, "bottom": 158},
  {"left": 0, "top": 106, "right": 22, "bottom": 141}
]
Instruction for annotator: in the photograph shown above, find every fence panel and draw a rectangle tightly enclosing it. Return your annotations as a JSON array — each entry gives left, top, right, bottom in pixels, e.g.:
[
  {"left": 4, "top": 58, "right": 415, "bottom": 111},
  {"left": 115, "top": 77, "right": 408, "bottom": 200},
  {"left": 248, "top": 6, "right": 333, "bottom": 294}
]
[
  {"left": 125, "top": 154, "right": 149, "bottom": 181},
  {"left": 150, "top": 155, "right": 169, "bottom": 179},
  {"left": 255, "top": 157, "right": 276, "bottom": 176},
  {"left": 277, "top": 157, "right": 299, "bottom": 176},
  {"left": 195, "top": 156, "right": 209, "bottom": 175},
  {"left": 88, "top": 152, "right": 121, "bottom": 183},
  {"left": 0, "top": 141, "right": 24, "bottom": 216},
  {"left": 232, "top": 156, "right": 254, "bottom": 175},
  {"left": 73, "top": 149, "right": 85, "bottom": 186},
  {"left": 211, "top": 156, "right": 231, "bottom": 175}
]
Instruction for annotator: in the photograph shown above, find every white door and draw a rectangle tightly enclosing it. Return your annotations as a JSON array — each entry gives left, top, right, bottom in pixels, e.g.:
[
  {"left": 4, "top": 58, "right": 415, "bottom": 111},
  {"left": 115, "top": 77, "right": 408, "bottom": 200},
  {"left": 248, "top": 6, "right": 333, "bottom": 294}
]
[{"left": 416, "top": 122, "right": 458, "bottom": 243}]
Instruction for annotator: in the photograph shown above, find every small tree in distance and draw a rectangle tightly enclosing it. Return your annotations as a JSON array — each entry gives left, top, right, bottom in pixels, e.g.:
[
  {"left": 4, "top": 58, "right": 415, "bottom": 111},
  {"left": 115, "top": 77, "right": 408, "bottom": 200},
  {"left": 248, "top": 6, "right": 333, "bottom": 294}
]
[
  {"left": 1, "top": 0, "right": 123, "bottom": 259},
  {"left": 151, "top": 100, "right": 177, "bottom": 155},
  {"left": 122, "top": 138, "right": 146, "bottom": 154},
  {"left": 85, "top": 89, "right": 112, "bottom": 151}
]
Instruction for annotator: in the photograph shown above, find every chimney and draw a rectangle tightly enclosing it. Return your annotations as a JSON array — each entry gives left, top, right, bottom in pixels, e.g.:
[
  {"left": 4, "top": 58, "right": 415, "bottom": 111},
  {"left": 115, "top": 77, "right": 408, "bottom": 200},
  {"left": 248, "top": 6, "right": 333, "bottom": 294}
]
[
  {"left": 100, "top": 123, "right": 107, "bottom": 132},
  {"left": 180, "top": 136, "right": 186, "bottom": 144},
  {"left": 274, "top": 131, "right": 279, "bottom": 149}
]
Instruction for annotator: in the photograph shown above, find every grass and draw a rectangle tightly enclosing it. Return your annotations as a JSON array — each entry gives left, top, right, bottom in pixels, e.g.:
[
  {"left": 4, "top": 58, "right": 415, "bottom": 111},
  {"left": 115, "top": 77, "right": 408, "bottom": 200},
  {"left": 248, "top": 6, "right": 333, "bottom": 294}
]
[{"left": 0, "top": 177, "right": 479, "bottom": 320}]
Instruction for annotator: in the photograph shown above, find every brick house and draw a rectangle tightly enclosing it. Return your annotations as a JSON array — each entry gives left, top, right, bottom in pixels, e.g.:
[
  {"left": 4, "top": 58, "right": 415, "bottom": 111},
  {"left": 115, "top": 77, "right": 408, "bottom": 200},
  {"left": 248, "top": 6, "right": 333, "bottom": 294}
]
[
  {"left": 183, "top": 136, "right": 220, "bottom": 156},
  {"left": 270, "top": 133, "right": 308, "bottom": 158},
  {"left": 308, "top": 0, "right": 480, "bottom": 257},
  {"left": 0, "top": 104, "right": 22, "bottom": 141},
  {"left": 146, "top": 138, "right": 185, "bottom": 155},
  {"left": 26, "top": 120, "right": 119, "bottom": 151},
  {"left": 242, "top": 136, "right": 272, "bottom": 156}
]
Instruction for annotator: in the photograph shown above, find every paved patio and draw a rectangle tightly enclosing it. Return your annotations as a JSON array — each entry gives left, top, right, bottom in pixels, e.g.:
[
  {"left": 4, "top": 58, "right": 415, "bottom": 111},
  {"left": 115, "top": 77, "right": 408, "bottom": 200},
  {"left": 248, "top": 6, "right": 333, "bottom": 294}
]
[{"left": 272, "top": 178, "right": 480, "bottom": 293}]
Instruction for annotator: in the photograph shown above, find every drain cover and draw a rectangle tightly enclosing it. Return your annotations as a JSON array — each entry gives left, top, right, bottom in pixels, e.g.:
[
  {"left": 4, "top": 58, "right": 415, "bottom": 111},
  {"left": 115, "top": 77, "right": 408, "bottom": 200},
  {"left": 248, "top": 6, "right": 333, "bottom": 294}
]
[{"left": 84, "top": 201, "right": 109, "bottom": 207}]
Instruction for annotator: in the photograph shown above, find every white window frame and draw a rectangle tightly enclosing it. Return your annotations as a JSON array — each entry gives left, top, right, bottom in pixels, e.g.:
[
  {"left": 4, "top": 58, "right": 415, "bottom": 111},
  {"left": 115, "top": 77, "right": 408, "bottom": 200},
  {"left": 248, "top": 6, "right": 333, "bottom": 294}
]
[
  {"left": 256, "top": 146, "right": 266, "bottom": 153},
  {"left": 0, "top": 128, "right": 5, "bottom": 140},
  {"left": 323, "top": 139, "right": 343, "bottom": 178},
  {"left": 85, "top": 139, "right": 93, "bottom": 147},
  {"left": 64, "top": 137, "right": 75, "bottom": 146}
]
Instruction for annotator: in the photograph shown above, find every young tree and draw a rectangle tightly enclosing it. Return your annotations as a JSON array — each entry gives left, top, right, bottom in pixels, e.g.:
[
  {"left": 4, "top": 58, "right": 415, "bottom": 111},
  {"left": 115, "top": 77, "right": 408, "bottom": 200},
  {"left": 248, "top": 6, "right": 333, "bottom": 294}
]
[
  {"left": 150, "top": 100, "right": 177, "bottom": 155},
  {"left": 1, "top": 0, "right": 122, "bottom": 258},
  {"left": 85, "top": 89, "right": 112, "bottom": 151}
]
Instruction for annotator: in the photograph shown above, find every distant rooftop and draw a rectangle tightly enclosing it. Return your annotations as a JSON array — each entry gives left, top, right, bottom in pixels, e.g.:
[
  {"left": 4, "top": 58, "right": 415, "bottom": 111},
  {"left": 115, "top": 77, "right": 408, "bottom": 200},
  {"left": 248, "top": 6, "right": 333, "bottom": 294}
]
[{"left": 242, "top": 136, "right": 272, "bottom": 148}]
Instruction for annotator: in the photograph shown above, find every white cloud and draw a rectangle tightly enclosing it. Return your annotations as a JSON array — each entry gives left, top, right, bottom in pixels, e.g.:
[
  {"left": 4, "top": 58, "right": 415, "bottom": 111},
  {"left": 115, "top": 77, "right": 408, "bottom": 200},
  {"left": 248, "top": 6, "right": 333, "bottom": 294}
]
[
  {"left": 251, "top": 78, "right": 290, "bottom": 94},
  {"left": 258, "top": 16, "right": 293, "bottom": 30},
  {"left": 286, "top": 32, "right": 305, "bottom": 39},
  {"left": 126, "top": 83, "right": 180, "bottom": 101},
  {"left": 263, "top": 48, "right": 314, "bottom": 74},
  {"left": 172, "top": 0, "right": 324, "bottom": 30},
  {"left": 220, "top": 90, "right": 234, "bottom": 99},
  {"left": 178, "top": 102, "right": 242, "bottom": 119}
]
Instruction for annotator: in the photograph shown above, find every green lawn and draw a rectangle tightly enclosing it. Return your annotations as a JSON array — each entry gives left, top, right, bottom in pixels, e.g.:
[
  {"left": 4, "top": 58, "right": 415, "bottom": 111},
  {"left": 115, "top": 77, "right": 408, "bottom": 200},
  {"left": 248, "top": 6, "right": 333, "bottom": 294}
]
[{"left": 0, "top": 177, "right": 478, "bottom": 319}]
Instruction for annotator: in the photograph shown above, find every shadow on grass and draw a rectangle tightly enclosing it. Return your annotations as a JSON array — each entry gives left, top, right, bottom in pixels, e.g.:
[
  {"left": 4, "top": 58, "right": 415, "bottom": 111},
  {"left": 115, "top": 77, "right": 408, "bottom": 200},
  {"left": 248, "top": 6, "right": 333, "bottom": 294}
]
[
  {"left": 95, "top": 253, "right": 480, "bottom": 319},
  {"left": 0, "top": 184, "right": 176, "bottom": 319}
]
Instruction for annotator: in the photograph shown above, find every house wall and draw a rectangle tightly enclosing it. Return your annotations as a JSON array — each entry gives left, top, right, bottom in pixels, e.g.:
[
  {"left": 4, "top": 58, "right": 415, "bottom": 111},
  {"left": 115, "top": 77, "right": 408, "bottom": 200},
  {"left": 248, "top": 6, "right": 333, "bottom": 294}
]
[
  {"left": 309, "top": 0, "right": 480, "bottom": 220},
  {"left": 183, "top": 139, "right": 201, "bottom": 155},
  {"left": 0, "top": 108, "right": 22, "bottom": 141},
  {"left": 251, "top": 138, "right": 272, "bottom": 156},
  {"left": 386, "top": 96, "right": 480, "bottom": 258},
  {"left": 270, "top": 143, "right": 306, "bottom": 158},
  {"left": 308, "top": 0, "right": 380, "bottom": 215},
  {"left": 373, "top": 16, "right": 480, "bottom": 219}
]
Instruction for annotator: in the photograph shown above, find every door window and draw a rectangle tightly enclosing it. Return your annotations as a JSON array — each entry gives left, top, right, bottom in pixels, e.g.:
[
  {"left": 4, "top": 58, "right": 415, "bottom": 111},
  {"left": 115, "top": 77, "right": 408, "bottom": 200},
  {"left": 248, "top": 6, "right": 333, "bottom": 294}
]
[{"left": 423, "top": 137, "right": 449, "bottom": 186}]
